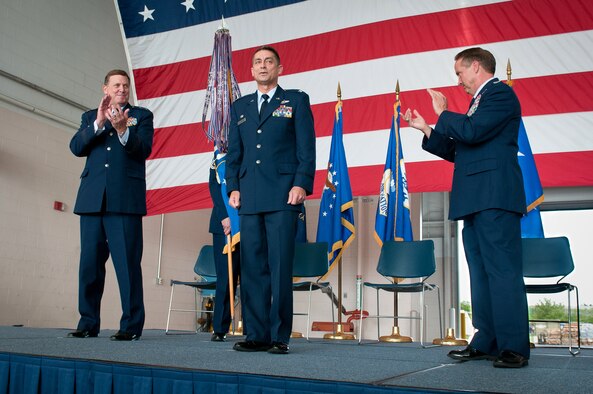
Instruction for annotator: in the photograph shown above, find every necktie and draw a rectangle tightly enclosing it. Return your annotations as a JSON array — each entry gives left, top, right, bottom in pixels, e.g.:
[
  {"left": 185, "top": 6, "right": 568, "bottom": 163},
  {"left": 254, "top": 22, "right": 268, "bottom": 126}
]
[{"left": 259, "top": 94, "right": 269, "bottom": 120}]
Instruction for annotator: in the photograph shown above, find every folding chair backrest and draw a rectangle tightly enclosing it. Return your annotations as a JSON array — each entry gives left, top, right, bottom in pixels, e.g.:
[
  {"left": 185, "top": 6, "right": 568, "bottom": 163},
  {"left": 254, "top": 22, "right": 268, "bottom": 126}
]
[
  {"left": 194, "top": 245, "right": 217, "bottom": 278},
  {"left": 292, "top": 242, "right": 329, "bottom": 278},
  {"left": 377, "top": 240, "right": 435, "bottom": 279},
  {"left": 522, "top": 236, "right": 574, "bottom": 278}
]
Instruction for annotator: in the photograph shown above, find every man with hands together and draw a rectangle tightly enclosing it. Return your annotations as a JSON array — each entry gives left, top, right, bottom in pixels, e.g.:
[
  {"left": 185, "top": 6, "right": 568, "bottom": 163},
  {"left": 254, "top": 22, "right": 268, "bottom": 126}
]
[
  {"left": 404, "top": 47, "right": 530, "bottom": 369},
  {"left": 68, "top": 69, "right": 154, "bottom": 342}
]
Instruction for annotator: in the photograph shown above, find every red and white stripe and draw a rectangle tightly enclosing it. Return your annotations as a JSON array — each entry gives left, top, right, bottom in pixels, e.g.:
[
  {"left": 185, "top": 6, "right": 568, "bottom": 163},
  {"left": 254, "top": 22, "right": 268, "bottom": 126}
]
[{"left": 125, "top": 0, "right": 593, "bottom": 215}]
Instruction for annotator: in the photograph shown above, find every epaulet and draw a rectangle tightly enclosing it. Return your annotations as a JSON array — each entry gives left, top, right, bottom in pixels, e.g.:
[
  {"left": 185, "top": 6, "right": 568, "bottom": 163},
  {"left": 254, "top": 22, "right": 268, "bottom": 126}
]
[
  {"left": 234, "top": 93, "right": 256, "bottom": 104},
  {"left": 285, "top": 89, "right": 306, "bottom": 94},
  {"left": 129, "top": 105, "right": 151, "bottom": 111}
]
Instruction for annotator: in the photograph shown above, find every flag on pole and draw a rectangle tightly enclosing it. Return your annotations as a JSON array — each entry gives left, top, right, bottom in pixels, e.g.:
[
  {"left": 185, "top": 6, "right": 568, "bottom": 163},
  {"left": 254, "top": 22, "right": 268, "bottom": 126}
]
[
  {"left": 506, "top": 67, "right": 545, "bottom": 238},
  {"left": 316, "top": 98, "right": 355, "bottom": 269},
  {"left": 517, "top": 119, "right": 545, "bottom": 238},
  {"left": 203, "top": 28, "right": 242, "bottom": 251},
  {"left": 212, "top": 149, "right": 240, "bottom": 251},
  {"left": 373, "top": 89, "right": 413, "bottom": 245}
]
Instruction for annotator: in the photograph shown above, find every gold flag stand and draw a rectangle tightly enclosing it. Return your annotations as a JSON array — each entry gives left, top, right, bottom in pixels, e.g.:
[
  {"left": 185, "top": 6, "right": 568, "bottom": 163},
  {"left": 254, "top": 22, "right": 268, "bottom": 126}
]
[
  {"left": 433, "top": 327, "right": 467, "bottom": 346},
  {"left": 378, "top": 82, "right": 411, "bottom": 343},
  {"left": 433, "top": 308, "right": 467, "bottom": 346},
  {"left": 230, "top": 320, "right": 244, "bottom": 336},
  {"left": 380, "top": 289, "right": 412, "bottom": 342},
  {"left": 291, "top": 330, "right": 303, "bottom": 338},
  {"left": 322, "top": 83, "right": 355, "bottom": 341},
  {"left": 324, "top": 255, "right": 355, "bottom": 340}
]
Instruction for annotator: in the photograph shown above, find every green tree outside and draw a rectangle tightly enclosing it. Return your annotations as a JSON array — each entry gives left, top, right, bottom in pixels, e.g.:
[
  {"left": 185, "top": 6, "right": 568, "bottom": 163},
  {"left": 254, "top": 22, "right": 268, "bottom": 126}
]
[{"left": 460, "top": 299, "right": 593, "bottom": 324}]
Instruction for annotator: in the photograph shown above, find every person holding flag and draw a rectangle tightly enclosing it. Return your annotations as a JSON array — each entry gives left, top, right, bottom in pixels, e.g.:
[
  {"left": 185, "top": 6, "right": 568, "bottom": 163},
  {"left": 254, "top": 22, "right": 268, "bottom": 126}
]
[
  {"left": 404, "top": 47, "right": 529, "bottom": 368},
  {"left": 226, "top": 46, "right": 316, "bottom": 354},
  {"left": 208, "top": 151, "right": 241, "bottom": 342}
]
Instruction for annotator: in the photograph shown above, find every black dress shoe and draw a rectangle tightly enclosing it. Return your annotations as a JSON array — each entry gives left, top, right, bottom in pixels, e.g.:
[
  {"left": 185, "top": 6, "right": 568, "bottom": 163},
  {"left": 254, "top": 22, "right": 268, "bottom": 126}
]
[
  {"left": 447, "top": 346, "right": 495, "bottom": 362},
  {"left": 233, "top": 340, "right": 272, "bottom": 352},
  {"left": 110, "top": 331, "right": 141, "bottom": 341},
  {"left": 211, "top": 333, "right": 226, "bottom": 342},
  {"left": 68, "top": 330, "right": 98, "bottom": 338},
  {"left": 493, "top": 350, "right": 529, "bottom": 368},
  {"left": 268, "top": 342, "right": 289, "bottom": 354}
]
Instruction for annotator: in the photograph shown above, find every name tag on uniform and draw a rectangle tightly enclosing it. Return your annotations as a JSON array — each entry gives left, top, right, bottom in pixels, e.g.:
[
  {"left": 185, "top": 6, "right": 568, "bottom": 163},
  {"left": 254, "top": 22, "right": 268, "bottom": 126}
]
[
  {"left": 273, "top": 105, "right": 292, "bottom": 118},
  {"left": 237, "top": 116, "right": 246, "bottom": 125}
]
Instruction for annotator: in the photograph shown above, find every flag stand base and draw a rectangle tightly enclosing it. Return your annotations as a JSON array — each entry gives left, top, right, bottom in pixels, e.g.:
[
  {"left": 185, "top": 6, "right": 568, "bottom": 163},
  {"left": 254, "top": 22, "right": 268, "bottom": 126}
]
[
  {"left": 291, "top": 331, "right": 304, "bottom": 338},
  {"left": 432, "top": 328, "right": 468, "bottom": 346},
  {"left": 324, "top": 324, "right": 355, "bottom": 340},
  {"left": 229, "top": 320, "right": 243, "bottom": 336},
  {"left": 380, "top": 326, "right": 412, "bottom": 342}
]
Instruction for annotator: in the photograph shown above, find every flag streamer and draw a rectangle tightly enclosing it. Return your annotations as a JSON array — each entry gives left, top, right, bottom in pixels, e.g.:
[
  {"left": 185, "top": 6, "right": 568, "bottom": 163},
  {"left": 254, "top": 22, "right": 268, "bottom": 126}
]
[
  {"left": 204, "top": 27, "right": 242, "bottom": 251},
  {"left": 202, "top": 28, "right": 241, "bottom": 153}
]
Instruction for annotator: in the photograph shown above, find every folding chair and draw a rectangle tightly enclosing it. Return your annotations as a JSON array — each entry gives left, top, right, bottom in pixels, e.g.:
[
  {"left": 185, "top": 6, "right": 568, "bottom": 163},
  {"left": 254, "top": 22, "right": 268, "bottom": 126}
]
[
  {"left": 292, "top": 242, "right": 335, "bottom": 340},
  {"left": 166, "top": 245, "right": 217, "bottom": 334},
  {"left": 522, "top": 236, "right": 580, "bottom": 355},
  {"left": 358, "top": 240, "right": 443, "bottom": 347}
]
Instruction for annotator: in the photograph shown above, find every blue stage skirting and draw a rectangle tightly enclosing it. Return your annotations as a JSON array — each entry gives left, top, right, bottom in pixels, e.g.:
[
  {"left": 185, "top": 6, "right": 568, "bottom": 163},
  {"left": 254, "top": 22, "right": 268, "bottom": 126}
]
[{"left": 0, "top": 352, "right": 441, "bottom": 394}]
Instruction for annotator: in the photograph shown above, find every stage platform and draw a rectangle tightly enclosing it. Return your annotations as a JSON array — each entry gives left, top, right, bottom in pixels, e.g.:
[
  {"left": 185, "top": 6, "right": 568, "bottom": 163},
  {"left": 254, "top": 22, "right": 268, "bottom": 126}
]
[{"left": 1, "top": 326, "right": 591, "bottom": 393}]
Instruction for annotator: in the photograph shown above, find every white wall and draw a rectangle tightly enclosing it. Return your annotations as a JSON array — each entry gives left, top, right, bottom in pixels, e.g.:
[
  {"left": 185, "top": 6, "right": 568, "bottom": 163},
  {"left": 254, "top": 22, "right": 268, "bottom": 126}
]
[{"left": 0, "top": 0, "right": 214, "bottom": 332}]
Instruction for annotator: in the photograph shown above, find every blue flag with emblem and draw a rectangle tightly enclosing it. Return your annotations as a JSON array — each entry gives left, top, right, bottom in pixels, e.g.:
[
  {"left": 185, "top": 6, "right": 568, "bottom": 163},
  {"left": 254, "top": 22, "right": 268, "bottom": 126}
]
[
  {"left": 212, "top": 149, "right": 240, "bottom": 252},
  {"left": 316, "top": 100, "right": 355, "bottom": 269},
  {"left": 374, "top": 95, "right": 413, "bottom": 245},
  {"left": 517, "top": 119, "right": 544, "bottom": 238}
]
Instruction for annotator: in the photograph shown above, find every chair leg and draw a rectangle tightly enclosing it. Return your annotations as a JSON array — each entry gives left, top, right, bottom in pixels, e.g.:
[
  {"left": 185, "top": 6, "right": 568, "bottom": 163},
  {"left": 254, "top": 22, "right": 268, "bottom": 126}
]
[
  {"left": 358, "top": 285, "right": 365, "bottom": 344},
  {"left": 568, "top": 286, "right": 581, "bottom": 356},
  {"left": 166, "top": 284, "right": 176, "bottom": 334},
  {"left": 419, "top": 287, "right": 425, "bottom": 346},
  {"left": 305, "top": 283, "right": 313, "bottom": 340},
  {"left": 194, "top": 288, "right": 200, "bottom": 333},
  {"left": 376, "top": 289, "right": 381, "bottom": 341},
  {"left": 420, "top": 284, "right": 443, "bottom": 349},
  {"left": 329, "top": 286, "right": 335, "bottom": 335}
]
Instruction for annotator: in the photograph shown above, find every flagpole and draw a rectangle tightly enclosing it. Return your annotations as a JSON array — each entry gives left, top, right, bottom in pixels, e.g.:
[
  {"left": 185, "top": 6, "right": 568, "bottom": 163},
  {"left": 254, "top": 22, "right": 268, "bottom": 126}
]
[
  {"left": 226, "top": 234, "right": 235, "bottom": 331},
  {"left": 380, "top": 81, "right": 412, "bottom": 343},
  {"left": 324, "top": 82, "right": 355, "bottom": 340}
]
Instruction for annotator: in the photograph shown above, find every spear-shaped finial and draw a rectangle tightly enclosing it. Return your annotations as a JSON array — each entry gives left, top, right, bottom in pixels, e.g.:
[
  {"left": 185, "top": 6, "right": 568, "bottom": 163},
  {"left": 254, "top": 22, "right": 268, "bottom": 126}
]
[
  {"left": 218, "top": 16, "right": 229, "bottom": 32},
  {"left": 395, "top": 80, "right": 400, "bottom": 102},
  {"left": 337, "top": 82, "right": 342, "bottom": 101},
  {"left": 506, "top": 59, "right": 513, "bottom": 87}
]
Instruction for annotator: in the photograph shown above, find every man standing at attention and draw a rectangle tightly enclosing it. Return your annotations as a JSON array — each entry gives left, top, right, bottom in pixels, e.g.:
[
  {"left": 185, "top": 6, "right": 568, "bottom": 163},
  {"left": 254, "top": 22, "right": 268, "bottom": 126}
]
[
  {"left": 404, "top": 47, "right": 529, "bottom": 368},
  {"left": 69, "top": 69, "right": 154, "bottom": 341},
  {"left": 226, "top": 46, "right": 316, "bottom": 354}
]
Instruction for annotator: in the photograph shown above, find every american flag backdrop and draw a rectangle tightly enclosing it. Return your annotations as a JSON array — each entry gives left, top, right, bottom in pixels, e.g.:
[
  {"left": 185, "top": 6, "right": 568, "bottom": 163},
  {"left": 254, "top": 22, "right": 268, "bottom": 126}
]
[{"left": 114, "top": 0, "right": 593, "bottom": 216}]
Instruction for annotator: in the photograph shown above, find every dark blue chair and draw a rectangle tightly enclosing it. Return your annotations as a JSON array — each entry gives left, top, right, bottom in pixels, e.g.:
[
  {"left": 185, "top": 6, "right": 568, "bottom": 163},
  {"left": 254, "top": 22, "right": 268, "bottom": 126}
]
[
  {"left": 292, "top": 242, "right": 335, "bottom": 340},
  {"left": 166, "top": 245, "right": 217, "bottom": 334},
  {"left": 358, "top": 240, "right": 442, "bottom": 346},
  {"left": 522, "top": 236, "right": 580, "bottom": 355}
]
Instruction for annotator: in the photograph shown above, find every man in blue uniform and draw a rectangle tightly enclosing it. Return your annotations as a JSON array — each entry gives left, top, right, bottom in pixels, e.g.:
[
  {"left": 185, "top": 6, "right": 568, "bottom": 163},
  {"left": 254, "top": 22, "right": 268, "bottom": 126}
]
[
  {"left": 226, "top": 46, "right": 316, "bottom": 354},
  {"left": 404, "top": 48, "right": 529, "bottom": 368},
  {"left": 68, "top": 69, "right": 154, "bottom": 341}
]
